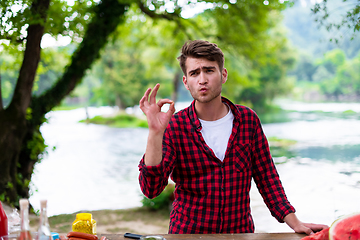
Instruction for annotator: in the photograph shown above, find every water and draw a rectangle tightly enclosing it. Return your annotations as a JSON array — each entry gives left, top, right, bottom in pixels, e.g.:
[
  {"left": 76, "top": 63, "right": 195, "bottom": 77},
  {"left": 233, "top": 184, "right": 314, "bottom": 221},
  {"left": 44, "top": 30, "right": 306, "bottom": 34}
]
[
  {"left": 30, "top": 101, "right": 360, "bottom": 233},
  {"left": 30, "top": 107, "right": 148, "bottom": 215}
]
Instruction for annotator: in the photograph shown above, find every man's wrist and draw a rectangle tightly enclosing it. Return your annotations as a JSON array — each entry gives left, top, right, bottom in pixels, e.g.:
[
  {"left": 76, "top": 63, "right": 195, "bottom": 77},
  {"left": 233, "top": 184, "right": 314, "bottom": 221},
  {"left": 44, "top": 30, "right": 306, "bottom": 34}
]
[{"left": 283, "top": 213, "right": 302, "bottom": 230}]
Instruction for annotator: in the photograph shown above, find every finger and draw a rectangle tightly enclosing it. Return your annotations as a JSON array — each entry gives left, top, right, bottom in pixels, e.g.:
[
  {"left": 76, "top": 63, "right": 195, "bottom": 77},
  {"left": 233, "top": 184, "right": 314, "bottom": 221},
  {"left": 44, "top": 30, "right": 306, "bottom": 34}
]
[
  {"left": 156, "top": 99, "right": 174, "bottom": 108},
  {"left": 313, "top": 225, "right": 329, "bottom": 232},
  {"left": 302, "top": 227, "right": 314, "bottom": 235},
  {"left": 305, "top": 223, "right": 329, "bottom": 232},
  {"left": 149, "top": 83, "right": 160, "bottom": 104},
  {"left": 167, "top": 101, "right": 176, "bottom": 116},
  {"left": 140, "top": 87, "right": 152, "bottom": 107}
]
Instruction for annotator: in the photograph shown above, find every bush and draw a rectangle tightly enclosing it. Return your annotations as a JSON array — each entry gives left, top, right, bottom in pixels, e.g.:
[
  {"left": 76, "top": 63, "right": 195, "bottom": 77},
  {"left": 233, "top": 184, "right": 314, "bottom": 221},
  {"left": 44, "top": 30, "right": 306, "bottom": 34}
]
[{"left": 142, "top": 184, "right": 175, "bottom": 210}]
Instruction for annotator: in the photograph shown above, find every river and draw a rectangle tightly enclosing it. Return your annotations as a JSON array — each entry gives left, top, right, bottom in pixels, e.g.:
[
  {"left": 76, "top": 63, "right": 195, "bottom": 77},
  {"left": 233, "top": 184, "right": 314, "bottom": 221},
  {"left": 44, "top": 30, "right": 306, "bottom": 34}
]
[{"left": 30, "top": 101, "right": 360, "bottom": 233}]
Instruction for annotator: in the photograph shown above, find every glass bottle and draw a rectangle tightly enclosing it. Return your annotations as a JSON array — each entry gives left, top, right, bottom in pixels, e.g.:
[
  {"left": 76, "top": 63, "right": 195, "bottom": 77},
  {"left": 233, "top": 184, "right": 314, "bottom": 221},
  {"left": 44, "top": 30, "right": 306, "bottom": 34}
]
[
  {"left": 17, "top": 199, "right": 32, "bottom": 240},
  {"left": 37, "top": 200, "right": 52, "bottom": 240},
  {"left": 0, "top": 201, "right": 8, "bottom": 237}
]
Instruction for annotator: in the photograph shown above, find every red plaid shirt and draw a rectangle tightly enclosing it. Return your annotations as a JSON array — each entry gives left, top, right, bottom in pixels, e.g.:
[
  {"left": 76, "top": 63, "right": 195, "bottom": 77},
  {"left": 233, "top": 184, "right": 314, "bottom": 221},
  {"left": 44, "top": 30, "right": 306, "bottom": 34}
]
[{"left": 139, "top": 97, "right": 295, "bottom": 234}]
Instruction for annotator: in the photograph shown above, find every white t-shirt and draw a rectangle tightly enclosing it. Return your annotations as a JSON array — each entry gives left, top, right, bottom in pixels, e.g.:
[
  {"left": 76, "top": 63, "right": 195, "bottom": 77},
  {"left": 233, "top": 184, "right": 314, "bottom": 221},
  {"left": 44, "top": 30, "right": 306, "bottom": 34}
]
[{"left": 199, "top": 108, "right": 234, "bottom": 161}]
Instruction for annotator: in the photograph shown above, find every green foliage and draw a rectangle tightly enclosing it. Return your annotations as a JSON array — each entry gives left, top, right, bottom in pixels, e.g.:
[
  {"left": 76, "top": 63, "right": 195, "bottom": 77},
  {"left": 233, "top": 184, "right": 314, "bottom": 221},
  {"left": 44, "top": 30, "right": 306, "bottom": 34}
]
[
  {"left": 73, "top": 1, "right": 294, "bottom": 112},
  {"left": 0, "top": 0, "right": 96, "bottom": 46},
  {"left": 83, "top": 8, "right": 185, "bottom": 108},
  {"left": 307, "top": 49, "right": 360, "bottom": 99},
  {"left": 0, "top": 182, "right": 15, "bottom": 203},
  {"left": 26, "top": 127, "right": 48, "bottom": 161},
  {"left": 0, "top": 0, "right": 297, "bottom": 206},
  {"left": 315, "top": 49, "right": 346, "bottom": 74},
  {"left": 222, "top": 23, "right": 296, "bottom": 112},
  {"left": 343, "top": 110, "right": 357, "bottom": 114},
  {"left": 2, "top": 0, "right": 295, "bottom": 113},
  {"left": 0, "top": 0, "right": 130, "bottom": 206},
  {"left": 267, "top": 137, "right": 297, "bottom": 159},
  {"left": 33, "top": 46, "right": 72, "bottom": 96},
  {"left": 310, "top": 0, "right": 360, "bottom": 40},
  {"left": 0, "top": 51, "right": 20, "bottom": 107},
  {"left": 88, "top": 38, "right": 172, "bottom": 108},
  {"left": 142, "top": 184, "right": 175, "bottom": 210},
  {"left": 83, "top": 113, "right": 148, "bottom": 128}
]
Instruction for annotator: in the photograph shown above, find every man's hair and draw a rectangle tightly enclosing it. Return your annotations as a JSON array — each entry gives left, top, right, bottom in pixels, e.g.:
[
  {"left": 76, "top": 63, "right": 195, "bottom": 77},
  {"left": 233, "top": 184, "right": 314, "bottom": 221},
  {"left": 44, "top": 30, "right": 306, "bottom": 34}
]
[{"left": 177, "top": 40, "right": 224, "bottom": 76}]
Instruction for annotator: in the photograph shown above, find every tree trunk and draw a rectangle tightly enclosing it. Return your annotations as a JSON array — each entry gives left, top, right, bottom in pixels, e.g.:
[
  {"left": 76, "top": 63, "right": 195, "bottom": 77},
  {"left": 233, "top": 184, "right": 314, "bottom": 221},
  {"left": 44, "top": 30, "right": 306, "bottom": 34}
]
[
  {"left": 0, "top": 0, "right": 50, "bottom": 205},
  {"left": 0, "top": 0, "right": 129, "bottom": 207},
  {"left": 20, "top": 0, "right": 128, "bottom": 206},
  {"left": 171, "top": 71, "right": 182, "bottom": 102}
]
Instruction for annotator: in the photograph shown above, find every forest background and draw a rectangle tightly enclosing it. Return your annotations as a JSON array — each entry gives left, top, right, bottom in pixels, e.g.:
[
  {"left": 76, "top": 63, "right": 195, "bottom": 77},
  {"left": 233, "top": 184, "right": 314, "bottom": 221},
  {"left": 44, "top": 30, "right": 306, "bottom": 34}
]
[{"left": 0, "top": 0, "right": 360, "bottom": 208}]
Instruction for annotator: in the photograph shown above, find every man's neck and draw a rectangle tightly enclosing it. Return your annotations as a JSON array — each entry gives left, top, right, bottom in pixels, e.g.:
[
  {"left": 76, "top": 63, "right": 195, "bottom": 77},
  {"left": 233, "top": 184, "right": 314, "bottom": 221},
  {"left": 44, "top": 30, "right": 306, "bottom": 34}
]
[{"left": 195, "top": 96, "right": 229, "bottom": 121}]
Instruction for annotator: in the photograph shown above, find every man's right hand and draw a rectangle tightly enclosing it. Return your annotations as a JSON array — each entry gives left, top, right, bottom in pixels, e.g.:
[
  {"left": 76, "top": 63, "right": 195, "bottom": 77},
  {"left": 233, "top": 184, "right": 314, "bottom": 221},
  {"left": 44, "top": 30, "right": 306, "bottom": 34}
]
[
  {"left": 139, "top": 83, "right": 175, "bottom": 166},
  {"left": 139, "top": 83, "right": 175, "bottom": 134}
]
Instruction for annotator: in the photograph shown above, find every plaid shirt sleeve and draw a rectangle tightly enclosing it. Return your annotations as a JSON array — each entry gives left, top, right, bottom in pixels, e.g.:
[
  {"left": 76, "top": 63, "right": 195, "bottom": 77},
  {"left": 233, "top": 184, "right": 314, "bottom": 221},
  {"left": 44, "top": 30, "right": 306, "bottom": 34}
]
[
  {"left": 251, "top": 114, "right": 295, "bottom": 222},
  {"left": 138, "top": 130, "right": 176, "bottom": 199}
]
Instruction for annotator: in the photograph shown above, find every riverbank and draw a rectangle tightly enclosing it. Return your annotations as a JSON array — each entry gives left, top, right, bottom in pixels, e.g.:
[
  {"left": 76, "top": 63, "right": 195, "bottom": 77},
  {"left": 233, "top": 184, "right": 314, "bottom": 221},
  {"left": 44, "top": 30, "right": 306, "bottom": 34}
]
[
  {"left": 46, "top": 207, "right": 170, "bottom": 235},
  {"left": 4, "top": 203, "right": 170, "bottom": 235}
]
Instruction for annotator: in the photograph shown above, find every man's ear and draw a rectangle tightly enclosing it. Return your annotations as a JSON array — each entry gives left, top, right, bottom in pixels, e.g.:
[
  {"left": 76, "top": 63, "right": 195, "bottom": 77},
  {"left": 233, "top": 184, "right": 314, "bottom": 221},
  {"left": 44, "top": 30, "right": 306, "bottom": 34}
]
[
  {"left": 222, "top": 68, "right": 228, "bottom": 84},
  {"left": 183, "top": 75, "right": 189, "bottom": 90}
]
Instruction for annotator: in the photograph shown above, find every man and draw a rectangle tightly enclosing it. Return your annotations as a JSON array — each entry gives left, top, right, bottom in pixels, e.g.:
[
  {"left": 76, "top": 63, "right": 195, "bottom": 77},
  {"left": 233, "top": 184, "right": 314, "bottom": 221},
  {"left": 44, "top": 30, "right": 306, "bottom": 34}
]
[{"left": 138, "top": 40, "right": 328, "bottom": 234}]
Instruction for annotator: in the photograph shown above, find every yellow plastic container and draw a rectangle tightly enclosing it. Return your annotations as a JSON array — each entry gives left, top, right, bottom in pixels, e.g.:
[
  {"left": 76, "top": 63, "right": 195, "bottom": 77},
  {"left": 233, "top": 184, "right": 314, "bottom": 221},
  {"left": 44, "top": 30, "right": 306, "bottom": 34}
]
[{"left": 72, "top": 213, "right": 96, "bottom": 235}]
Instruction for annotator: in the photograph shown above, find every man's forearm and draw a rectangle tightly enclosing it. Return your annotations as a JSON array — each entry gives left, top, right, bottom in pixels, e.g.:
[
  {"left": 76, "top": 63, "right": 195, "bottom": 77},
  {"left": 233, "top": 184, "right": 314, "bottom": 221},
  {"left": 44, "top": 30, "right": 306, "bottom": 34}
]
[
  {"left": 144, "top": 130, "right": 164, "bottom": 166},
  {"left": 283, "top": 213, "right": 302, "bottom": 230}
]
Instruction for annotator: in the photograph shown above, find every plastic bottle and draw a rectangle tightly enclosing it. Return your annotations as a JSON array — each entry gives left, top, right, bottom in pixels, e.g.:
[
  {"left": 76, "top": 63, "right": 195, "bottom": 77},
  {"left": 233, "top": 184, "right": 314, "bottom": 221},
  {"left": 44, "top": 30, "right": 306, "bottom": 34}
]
[
  {"left": 17, "top": 199, "right": 32, "bottom": 240},
  {"left": 50, "top": 232, "right": 59, "bottom": 240},
  {"left": 72, "top": 213, "right": 96, "bottom": 235},
  {"left": 0, "top": 201, "right": 8, "bottom": 237},
  {"left": 37, "top": 200, "right": 53, "bottom": 240}
]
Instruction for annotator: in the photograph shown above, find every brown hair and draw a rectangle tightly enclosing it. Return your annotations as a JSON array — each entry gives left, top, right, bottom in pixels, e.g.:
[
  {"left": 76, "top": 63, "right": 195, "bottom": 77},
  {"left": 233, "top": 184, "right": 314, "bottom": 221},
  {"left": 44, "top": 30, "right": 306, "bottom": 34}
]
[{"left": 177, "top": 40, "right": 224, "bottom": 76}]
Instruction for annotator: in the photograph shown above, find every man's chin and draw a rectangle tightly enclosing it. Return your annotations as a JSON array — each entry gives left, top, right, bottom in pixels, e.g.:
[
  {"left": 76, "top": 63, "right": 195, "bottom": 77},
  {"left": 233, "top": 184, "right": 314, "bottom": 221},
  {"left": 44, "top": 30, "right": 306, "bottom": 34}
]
[{"left": 194, "top": 96, "right": 217, "bottom": 104}]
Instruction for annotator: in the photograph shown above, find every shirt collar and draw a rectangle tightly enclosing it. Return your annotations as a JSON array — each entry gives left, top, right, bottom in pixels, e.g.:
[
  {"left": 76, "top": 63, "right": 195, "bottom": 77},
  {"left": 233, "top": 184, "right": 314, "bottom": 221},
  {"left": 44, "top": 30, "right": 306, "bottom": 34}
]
[{"left": 188, "top": 96, "right": 239, "bottom": 132}]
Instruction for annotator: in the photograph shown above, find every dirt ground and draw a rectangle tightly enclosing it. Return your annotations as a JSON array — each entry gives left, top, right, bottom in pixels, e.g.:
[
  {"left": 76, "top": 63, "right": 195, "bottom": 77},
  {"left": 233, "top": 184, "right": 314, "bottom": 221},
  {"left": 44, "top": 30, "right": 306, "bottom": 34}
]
[
  {"left": 4, "top": 204, "right": 170, "bottom": 236},
  {"left": 50, "top": 208, "right": 170, "bottom": 235}
]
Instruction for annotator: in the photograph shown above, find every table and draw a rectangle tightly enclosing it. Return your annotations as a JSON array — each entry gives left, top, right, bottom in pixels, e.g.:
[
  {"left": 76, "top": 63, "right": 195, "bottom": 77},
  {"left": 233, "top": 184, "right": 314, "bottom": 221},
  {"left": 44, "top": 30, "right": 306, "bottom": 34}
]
[{"left": 102, "top": 233, "right": 306, "bottom": 240}]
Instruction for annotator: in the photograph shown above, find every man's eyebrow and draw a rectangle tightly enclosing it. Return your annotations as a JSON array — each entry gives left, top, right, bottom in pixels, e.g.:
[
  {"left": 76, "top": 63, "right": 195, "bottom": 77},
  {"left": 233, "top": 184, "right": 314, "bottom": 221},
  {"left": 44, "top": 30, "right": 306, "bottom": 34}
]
[
  {"left": 203, "top": 66, "right": 216, "bottom": 70},
  {"left": 188, "top": 68, "right": 200, "bottom": 74},
  {"left": 188, "top": 66, "right": 216, "bottom": 74}
]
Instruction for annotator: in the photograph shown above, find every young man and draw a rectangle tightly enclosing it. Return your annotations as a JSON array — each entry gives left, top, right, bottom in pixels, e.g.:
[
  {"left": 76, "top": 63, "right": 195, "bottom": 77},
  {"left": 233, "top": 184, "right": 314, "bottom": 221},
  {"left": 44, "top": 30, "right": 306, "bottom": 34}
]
[{"left": 138, "top": 40, "right": 328, "bottom": 234}]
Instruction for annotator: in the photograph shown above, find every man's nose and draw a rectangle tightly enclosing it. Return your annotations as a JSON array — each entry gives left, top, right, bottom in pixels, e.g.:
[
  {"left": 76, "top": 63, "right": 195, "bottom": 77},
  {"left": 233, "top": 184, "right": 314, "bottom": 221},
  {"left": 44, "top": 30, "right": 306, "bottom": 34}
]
[{"left": 199, "top": 71, "right": 207, "bottom": 84}]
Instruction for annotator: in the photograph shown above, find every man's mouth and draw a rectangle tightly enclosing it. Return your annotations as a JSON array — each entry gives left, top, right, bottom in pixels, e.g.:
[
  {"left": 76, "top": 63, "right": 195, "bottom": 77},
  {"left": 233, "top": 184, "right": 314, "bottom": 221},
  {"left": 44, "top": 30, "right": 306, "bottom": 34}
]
[{"left": 199, "top": 87, "right": 208, "bottom": 93}]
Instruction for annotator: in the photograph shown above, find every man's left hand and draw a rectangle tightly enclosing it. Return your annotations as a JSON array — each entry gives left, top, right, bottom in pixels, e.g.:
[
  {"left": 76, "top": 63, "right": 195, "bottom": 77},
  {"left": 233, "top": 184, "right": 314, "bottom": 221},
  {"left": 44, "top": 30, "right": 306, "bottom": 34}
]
[{"left": 283, "top": 213, "right": 329, "bottom": 235}]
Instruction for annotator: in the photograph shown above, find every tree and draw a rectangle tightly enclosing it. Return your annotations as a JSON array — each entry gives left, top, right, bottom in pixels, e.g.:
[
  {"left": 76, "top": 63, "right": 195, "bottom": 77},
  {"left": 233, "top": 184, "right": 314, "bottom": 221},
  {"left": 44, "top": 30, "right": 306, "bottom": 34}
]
[
  {"left": 0, "top": 0, "right": 129, "bottom": 206},
  {"left": 88, "top": 1, "right": 294, "bottom": 111},
  {"left": 310, "top": 0, "right": 360, "bottom": 41},
  {"left": 0, "top": 0, "right": 288, "bottom": 207},
  {"left": 319, "top": 51, "right": 360, "bottom": 100},
  {"left": 87, "top": 10, "right": 178, "bottom": 108}
]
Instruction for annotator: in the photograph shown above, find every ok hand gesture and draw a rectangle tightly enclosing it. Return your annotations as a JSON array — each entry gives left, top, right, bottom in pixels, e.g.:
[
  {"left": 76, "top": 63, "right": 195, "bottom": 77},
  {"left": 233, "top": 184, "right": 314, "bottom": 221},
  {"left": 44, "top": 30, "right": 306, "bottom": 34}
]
[{"left": 139, "top": 83, "right": 176, "bottom": 135}]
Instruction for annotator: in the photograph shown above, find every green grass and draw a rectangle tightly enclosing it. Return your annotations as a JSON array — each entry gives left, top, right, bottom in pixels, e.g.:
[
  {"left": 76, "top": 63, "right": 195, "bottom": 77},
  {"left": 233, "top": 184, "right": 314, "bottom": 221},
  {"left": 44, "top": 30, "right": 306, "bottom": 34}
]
[
  {"left": 52, "top": 106, "right": 84, "bottom": 111},
  {"left": 268, "top": 137, "right": 297, "bottom": 159},
  {"left": 80, "top": 114, "right": 148, "bottom": 128},
  {"left": 267, "top": 136, "right": 297, "bottom": 146}
]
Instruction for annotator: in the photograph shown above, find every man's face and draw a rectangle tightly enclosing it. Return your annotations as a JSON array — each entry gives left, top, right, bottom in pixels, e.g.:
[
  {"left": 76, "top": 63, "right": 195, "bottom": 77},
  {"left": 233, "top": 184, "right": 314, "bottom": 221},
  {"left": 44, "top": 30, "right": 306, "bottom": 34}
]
[{"left": 183, "top": 57, "right": 227, "bottom": 104}]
